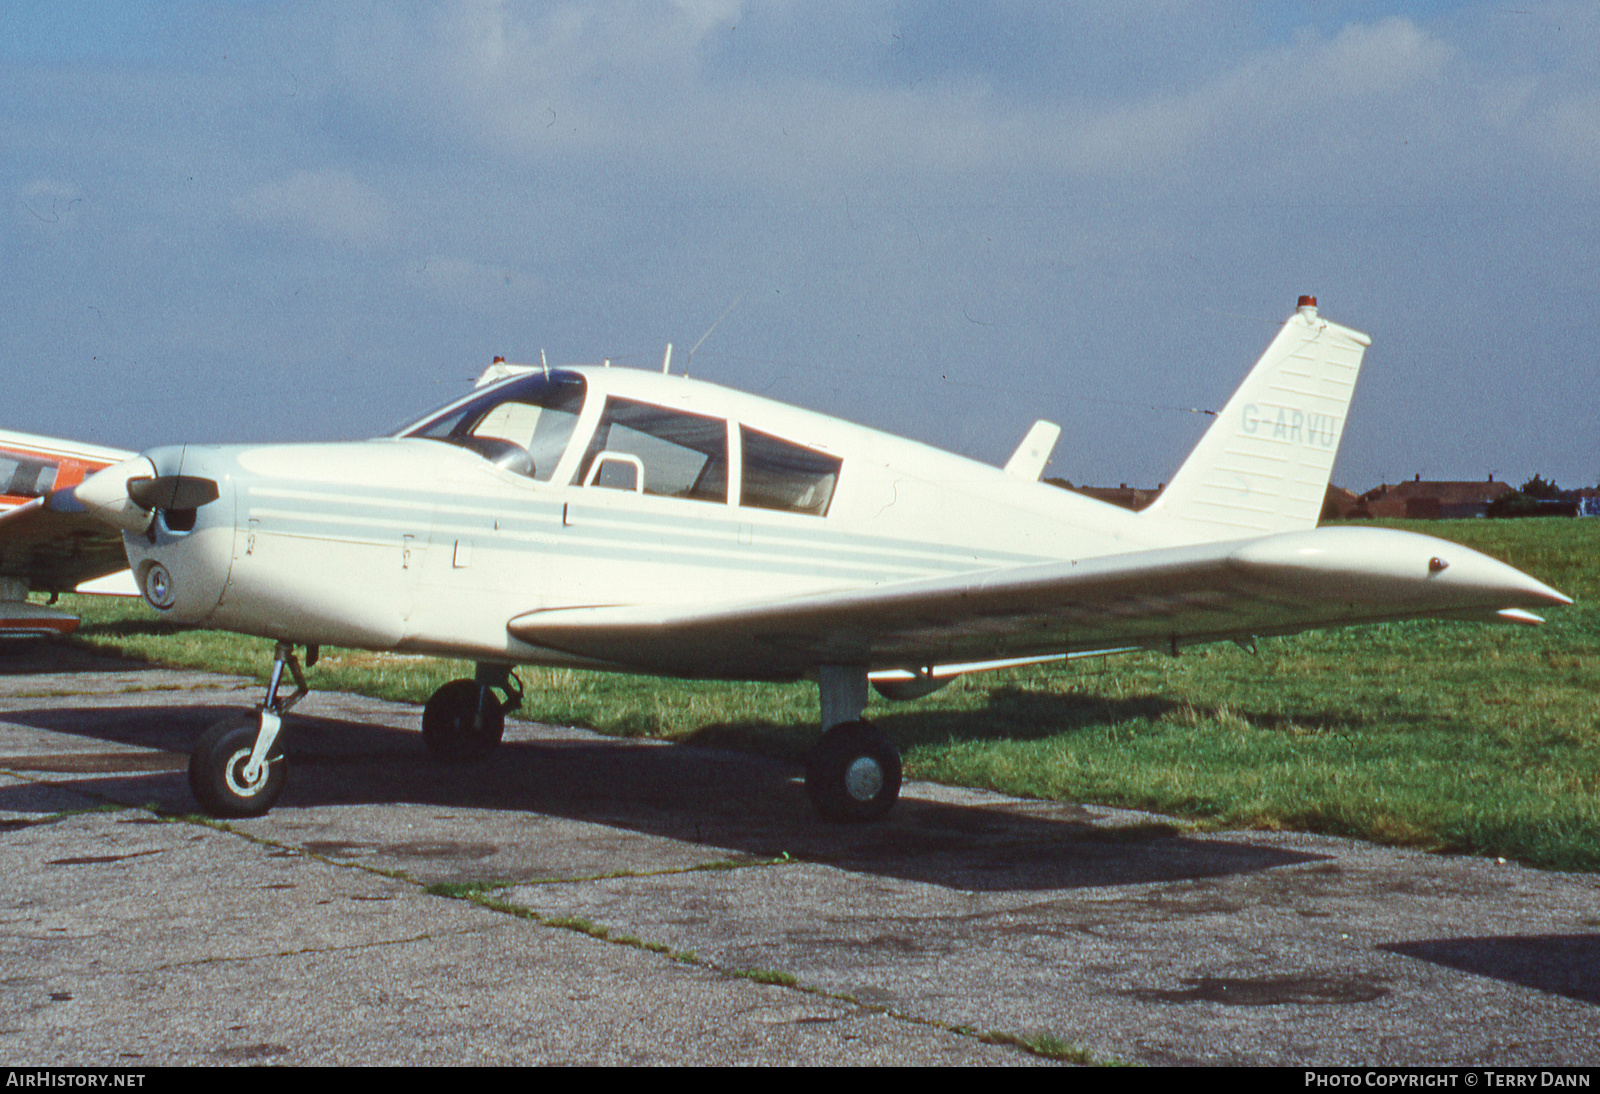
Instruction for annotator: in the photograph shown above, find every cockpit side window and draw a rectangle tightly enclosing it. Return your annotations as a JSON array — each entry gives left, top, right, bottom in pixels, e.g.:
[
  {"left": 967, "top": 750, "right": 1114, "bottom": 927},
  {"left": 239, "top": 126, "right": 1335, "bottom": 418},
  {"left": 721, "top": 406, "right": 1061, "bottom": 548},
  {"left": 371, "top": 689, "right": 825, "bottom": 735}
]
[
  {"left": 576, "top": 398, "right": 728, "bottom": 503},
  {"left": 740, "top": 428, "right": 840, "bottom": 516},
  {"left": 400, "top": 372, "right": 586, "bottom": 482}
]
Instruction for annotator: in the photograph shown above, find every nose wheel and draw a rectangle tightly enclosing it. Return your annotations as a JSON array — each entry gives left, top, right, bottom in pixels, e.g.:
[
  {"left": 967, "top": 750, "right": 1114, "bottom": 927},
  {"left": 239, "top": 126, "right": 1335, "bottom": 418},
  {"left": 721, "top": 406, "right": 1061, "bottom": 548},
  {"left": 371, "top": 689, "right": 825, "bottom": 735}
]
[
  {"left": 187, "top": 642, "right": 311, "bottom": 818},
  {"left": 189, "top": 714, "right": 287, "bottom": 817}
]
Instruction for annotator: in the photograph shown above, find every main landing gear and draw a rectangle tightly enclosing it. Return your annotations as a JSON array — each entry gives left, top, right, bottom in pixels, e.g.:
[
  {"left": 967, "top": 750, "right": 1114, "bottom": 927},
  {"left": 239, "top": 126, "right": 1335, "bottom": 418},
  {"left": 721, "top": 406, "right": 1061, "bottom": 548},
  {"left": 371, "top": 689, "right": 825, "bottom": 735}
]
[
  {"left": 422, "top": 664, "right": 522, "bottom": 762},
  {"left": 188, "top": 641, "right": 312, "bottom": 818},
  {"left": 805, "top": 665, "right": 902, "bottom": 823}
]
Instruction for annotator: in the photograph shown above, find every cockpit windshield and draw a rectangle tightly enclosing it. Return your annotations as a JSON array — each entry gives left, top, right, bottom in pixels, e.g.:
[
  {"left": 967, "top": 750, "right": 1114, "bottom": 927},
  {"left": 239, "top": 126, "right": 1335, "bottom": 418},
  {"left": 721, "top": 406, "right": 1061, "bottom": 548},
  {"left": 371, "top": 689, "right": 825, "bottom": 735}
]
[{"left": 395, "top": 371, "right": 587, "bottom": 482}]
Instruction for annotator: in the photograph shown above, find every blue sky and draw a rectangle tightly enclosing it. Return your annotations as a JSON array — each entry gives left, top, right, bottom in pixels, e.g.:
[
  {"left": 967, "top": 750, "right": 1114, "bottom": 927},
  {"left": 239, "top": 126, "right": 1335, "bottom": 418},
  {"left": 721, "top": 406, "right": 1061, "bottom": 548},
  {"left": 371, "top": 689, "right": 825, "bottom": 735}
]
[{"left": 3, "top": 1, "right": 1596, "bottom": 490}]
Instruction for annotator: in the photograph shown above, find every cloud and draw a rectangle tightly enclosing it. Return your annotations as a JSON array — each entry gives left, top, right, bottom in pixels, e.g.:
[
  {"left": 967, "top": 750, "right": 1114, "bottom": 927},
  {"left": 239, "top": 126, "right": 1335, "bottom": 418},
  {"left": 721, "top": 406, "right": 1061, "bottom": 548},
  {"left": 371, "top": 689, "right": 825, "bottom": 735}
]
[
  {"left": 234, "top": 169, "right": 391, "bottom": 245},
  {"left": 317, "top": 4, "right": 1478, "bottom": 197},
  {"left": 1045, "top": 17, "right": 1456, "bottom": 179},
  {"left": 6, "top": 2, "right": 1597, "bottom": 483}
]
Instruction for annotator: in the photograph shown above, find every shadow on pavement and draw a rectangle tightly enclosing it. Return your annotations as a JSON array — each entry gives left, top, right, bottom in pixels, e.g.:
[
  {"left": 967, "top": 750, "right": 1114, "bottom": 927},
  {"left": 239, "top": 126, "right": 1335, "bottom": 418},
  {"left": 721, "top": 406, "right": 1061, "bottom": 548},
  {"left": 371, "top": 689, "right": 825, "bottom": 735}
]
[{"left": 1, "top": 701, "right": 1324, "bottom": 893}]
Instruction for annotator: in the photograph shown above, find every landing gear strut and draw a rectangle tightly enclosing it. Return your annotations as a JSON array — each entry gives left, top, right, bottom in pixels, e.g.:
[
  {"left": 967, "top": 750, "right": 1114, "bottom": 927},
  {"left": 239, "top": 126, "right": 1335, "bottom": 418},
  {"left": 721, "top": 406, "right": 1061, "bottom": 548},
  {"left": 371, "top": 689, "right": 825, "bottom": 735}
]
[
  {"left": 188, "top": 642, "right": 314, "bottom": 818},
  {"left": 422, "top": 663, "right": 522, "bottom": 761}
]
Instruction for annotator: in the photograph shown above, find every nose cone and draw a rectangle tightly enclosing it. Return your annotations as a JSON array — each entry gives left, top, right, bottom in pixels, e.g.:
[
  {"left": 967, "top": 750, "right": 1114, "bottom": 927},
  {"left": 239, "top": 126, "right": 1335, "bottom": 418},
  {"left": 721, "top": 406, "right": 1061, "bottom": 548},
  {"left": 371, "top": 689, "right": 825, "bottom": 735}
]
[{"left": 75, "top": 455, "right": 159, "bottom": 533}]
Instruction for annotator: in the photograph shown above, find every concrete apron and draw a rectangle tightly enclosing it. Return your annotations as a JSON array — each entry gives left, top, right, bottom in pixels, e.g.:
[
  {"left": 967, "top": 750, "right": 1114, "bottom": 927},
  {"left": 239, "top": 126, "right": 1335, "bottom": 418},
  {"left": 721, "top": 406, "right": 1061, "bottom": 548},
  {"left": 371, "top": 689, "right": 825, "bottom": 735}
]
[{"left": 1, "top": 644, "right": 1596, "bottom": 1066}]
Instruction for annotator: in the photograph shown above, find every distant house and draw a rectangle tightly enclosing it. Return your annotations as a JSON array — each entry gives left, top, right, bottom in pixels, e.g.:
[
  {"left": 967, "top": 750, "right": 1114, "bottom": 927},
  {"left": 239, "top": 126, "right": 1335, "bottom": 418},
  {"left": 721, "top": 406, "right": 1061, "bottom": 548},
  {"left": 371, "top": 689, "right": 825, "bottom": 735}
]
[
  {"left": 1348, "top": 478, "right": 1516, "bottom": 520},
  {"left": 1049, "top": 476, "right": 1590, "bottom": 521},
  {"left": 1067, "top": 483, "right": 1161, "bottom": 511},
  {"left": 1042, "top": 480, "right": 1158, "bottom": 510},
  {"left": 1320, "top": 485, "right": 1360, "bottom": 521},
  {"left": 1056, "top": 481, "right": 1364, "bottom": 520}
]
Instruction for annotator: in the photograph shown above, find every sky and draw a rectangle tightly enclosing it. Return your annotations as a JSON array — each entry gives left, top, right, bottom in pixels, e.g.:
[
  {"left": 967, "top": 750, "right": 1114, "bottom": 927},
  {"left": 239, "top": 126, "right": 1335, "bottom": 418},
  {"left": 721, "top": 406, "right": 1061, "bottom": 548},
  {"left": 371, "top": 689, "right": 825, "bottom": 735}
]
[{"left": 3, "top": 1, "right": 1597, "bottom": 492}]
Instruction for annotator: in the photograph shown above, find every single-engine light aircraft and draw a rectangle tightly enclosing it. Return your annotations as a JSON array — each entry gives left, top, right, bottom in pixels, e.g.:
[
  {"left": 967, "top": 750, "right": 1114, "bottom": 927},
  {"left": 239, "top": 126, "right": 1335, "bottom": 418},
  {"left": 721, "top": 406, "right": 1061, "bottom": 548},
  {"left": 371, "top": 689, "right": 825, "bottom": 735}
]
[{"left": 0, "top": 297, "right": 1570, "bottom": 821}]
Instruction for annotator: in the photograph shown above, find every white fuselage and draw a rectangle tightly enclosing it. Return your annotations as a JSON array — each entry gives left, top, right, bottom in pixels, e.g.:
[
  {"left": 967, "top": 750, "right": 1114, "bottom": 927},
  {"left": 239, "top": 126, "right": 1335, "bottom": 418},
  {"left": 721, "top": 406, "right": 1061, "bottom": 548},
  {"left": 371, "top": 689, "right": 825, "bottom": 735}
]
[{"left": 120, "top": 366, "right": 1185, "bottom": 673}]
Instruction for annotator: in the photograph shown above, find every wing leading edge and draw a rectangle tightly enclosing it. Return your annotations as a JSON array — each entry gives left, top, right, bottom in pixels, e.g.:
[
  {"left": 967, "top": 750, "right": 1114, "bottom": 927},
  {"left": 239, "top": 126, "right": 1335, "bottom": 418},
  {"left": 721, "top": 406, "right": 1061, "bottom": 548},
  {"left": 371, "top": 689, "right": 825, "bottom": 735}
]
[{"left": 507, "top": 525, "right": 1570, "bottom": 680}]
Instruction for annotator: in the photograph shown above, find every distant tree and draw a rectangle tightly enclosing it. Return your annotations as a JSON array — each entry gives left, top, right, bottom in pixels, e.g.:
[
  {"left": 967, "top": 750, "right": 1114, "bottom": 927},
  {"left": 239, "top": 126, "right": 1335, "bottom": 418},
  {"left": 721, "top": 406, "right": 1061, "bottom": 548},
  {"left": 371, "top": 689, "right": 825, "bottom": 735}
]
[
  {"left": 1490, "top": 473, "right": 1579, "bottom": 518},
  {"left": 1519, "top": 474, "right": 1562, "bottom": 500}
]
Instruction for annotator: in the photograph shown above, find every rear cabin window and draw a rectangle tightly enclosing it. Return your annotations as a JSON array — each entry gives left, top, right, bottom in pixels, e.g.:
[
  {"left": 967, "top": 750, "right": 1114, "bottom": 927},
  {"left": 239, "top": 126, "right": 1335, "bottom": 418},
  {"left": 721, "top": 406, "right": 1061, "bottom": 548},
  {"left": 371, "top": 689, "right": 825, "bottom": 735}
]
[
  {"left": 740, "top": 428, "right": 840, "bottom": 516},
  {"left": 576, "top": 398, "right": 729, "bottom": 503}
]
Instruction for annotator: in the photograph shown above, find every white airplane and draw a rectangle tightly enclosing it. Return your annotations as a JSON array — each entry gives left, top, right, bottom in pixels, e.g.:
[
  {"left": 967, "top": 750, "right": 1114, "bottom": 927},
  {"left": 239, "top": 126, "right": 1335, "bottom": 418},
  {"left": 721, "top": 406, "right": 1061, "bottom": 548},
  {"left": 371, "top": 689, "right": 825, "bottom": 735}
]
[{"left": 0, "top": 297, "right": 1570, "bottom": 822}]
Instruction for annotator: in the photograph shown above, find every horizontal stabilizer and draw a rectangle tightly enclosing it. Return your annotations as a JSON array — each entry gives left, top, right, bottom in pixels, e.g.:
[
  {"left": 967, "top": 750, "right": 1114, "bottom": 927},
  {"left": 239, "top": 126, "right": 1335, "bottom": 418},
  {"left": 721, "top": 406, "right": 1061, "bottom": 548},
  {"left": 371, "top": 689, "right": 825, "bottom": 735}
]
[{"left": 1003, "top": 420, "right": 1061, "bottom": 480}]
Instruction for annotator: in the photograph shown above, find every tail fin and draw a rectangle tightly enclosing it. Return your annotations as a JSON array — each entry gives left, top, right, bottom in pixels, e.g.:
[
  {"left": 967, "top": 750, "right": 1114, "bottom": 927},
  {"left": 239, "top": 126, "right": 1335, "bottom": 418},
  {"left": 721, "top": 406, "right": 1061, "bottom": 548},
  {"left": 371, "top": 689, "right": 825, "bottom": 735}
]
[{"left": 1142, "top": 297, "right": 1371, "bottom": 541}]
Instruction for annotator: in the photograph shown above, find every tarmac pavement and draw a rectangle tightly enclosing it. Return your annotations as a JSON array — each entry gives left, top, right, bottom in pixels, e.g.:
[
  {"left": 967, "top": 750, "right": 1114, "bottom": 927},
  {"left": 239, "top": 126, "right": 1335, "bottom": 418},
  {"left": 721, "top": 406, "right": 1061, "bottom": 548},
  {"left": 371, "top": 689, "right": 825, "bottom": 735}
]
[{"left": 1, "top": 642, "right": 1598, "bottom": 1066}]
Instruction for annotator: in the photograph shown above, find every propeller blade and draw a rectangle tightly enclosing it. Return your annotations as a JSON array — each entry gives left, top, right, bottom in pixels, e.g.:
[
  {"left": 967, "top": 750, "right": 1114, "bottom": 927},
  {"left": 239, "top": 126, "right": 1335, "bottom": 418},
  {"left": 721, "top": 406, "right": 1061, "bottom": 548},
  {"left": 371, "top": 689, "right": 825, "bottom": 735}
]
[{"left": 126, "top": 475, "right": 220, "bottom": 511}]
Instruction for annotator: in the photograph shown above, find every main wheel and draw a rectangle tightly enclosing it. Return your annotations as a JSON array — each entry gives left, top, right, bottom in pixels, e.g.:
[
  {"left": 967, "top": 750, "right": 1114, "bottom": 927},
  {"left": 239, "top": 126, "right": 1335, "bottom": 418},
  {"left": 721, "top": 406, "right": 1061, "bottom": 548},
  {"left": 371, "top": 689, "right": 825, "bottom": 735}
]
[
  {"left": 422, "top": 679, "right": 506, "bottom": 761},
  {"left": 805, "top": 720, "right": 901, "bottom": 822},
  {"left": 188, "top": 714, "right": 287, "bottom": 818}
]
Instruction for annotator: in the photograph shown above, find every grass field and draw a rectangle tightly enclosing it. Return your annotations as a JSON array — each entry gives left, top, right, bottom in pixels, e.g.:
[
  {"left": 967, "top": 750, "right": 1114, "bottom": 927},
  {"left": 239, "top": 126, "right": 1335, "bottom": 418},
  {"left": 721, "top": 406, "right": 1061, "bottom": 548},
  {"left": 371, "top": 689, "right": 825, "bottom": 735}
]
[{"left": 49, "top": 518, "right": 1600, "bottom": 871}]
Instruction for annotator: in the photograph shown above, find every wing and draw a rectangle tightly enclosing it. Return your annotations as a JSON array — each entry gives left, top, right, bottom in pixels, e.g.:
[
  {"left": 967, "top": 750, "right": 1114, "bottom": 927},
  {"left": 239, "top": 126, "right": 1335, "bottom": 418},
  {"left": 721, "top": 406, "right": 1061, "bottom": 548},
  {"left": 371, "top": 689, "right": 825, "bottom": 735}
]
[
  {"left": 0, "top": 492, "right": 131, "bottom": 593},
  {"left": 506, "top": 526, "right": 1570, "bottom": 680},
  {"left": 0, "top": 430, "right": 136, "bottom": 595}
]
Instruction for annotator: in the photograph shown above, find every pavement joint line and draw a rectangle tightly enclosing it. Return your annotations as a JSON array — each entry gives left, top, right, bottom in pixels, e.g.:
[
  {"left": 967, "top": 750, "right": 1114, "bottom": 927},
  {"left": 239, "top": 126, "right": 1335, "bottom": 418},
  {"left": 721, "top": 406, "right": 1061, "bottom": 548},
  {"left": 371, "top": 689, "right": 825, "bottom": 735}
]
[
  {"left": 0, "top": 767, "right": 147, "bottom": 808},
  {"left": 167, "top": 813, "right": 425, "bottom": 885},
  {"left": 433, "top": 875, "right": 1117, "bottom": 1065},
  {"left": 0, "top": 681, "right": 250, "bottom": 700},
  {"left": 0, "top": 802, "right": 131, "bottom": 828},
  {"left": 490, "top": 852, "right": 809, "bottom": 887},
  {"left": 144, "top": 927, "right": 491, "bottom": 974},
  {"left": 0, "top": 779, "right": 794, "bottom": 895},
  {"left": 0, "top": 785, "right": 426, "bottom": 888}
]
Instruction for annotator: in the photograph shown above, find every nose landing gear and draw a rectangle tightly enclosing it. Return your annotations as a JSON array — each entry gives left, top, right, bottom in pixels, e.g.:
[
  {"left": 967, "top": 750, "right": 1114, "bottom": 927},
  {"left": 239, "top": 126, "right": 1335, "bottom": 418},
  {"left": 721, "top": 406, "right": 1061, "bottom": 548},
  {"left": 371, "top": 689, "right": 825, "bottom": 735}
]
[
  {"left": 188, "top": 714, "right": 287, "bottom": 818},
  {"left": 188, "top": 641, "right": 312, "bottom": 818}
]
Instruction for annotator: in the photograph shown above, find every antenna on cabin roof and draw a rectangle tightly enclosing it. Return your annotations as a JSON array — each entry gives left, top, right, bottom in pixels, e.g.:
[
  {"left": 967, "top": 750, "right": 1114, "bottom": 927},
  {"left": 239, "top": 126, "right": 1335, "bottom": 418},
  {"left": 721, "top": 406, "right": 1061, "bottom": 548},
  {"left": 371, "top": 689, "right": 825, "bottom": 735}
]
[
  {"left": 540, "top": 349, "right": 549, "bottom": 377},
  {"left": 661, "top": 343, "right": 673, "bottom": 375},
  {"left": 685, "top": 292, "right": 747, "bottom": 378}
]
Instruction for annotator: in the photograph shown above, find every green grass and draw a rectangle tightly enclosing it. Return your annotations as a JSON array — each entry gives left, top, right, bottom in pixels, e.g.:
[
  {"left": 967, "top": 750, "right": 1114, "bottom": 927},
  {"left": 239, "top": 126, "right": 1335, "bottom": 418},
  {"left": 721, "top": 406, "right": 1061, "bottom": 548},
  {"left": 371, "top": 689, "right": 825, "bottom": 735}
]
[
  {"left": 990, "top": 1030, "right": 1107, "bottom": 1065},
  {"left": 727, "top": 967, "right": 799, "bottom": 987},
  {"left": 50, "top": 518, "right": 1600, "bottom": 870}
]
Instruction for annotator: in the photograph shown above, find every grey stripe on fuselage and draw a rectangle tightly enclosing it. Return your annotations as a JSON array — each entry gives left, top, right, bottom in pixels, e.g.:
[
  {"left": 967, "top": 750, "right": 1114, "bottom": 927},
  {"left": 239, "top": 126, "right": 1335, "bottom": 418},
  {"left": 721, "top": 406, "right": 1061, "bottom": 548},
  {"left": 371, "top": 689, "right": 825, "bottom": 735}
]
[{"left": 243, "top": 480, "right": 1056, "bottom": 585}]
